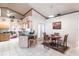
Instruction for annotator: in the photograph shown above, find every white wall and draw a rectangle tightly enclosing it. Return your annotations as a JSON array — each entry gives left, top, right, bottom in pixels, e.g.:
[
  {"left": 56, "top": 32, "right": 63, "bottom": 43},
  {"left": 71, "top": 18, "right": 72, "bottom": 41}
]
[
  {"left": 23, "top": 10, "right": 46, "bottom": 36},
  {"left": 77, "top": 14, "right": 79, "bottom": 48},
  {"left": 0, "top": 8, "right": 1, "bottom": 16},
  {"left": 45, "top": 12, "right": 78, "bottom": 48},
  {"left": 29, "top": 10, "right": 45, "bottom": 34}
]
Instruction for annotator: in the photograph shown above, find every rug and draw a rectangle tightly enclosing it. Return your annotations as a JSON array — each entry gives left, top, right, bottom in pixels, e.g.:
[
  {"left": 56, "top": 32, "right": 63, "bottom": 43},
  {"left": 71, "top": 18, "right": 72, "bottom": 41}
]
[{"left": 42, "top": 42, "right": 69, "bottom": 54}]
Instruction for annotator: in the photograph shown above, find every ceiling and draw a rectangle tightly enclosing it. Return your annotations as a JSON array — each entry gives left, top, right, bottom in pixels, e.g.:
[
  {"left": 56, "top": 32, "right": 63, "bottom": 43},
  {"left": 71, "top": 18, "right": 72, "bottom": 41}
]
[
  {"left": 0, "top": 3, "right": 31, "bottom": 15},
  {"left": 29, "top": 3, "right": 79, "bottom": 17},
  {"left": 0, "top": 3, "right": 79, "bottom": 18}
]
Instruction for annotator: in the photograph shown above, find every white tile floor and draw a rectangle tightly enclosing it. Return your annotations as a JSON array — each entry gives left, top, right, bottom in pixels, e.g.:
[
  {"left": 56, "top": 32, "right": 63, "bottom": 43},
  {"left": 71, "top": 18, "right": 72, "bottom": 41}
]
[{"left": 0, "top": 38, "right": 79, "bottom": 56}]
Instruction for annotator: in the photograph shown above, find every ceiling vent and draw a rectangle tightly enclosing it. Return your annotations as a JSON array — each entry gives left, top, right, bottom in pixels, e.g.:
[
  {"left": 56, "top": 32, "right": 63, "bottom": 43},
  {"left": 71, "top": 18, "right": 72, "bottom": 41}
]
[{"left": 56, "top": 14, "right": 61, "bottom": 16}]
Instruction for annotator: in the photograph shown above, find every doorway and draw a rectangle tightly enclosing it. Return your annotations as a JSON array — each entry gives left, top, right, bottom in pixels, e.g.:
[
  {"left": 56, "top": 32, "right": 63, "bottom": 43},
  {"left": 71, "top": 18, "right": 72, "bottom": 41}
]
[{"left": 37, "top": 23, "right": 45, "bottom": 40}]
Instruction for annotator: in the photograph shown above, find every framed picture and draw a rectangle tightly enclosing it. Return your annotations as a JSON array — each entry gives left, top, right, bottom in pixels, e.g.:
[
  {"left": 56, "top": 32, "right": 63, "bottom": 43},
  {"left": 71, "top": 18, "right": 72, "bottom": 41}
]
[{"left": 53, "top": 22, "right": 61, "bottom": 29}]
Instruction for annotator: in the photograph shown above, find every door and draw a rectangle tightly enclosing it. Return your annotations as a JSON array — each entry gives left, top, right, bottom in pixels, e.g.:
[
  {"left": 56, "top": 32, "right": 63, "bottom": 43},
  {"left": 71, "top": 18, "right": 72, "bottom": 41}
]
[{"left": 37, "top": 23, "right": 45, "bottom": 39}]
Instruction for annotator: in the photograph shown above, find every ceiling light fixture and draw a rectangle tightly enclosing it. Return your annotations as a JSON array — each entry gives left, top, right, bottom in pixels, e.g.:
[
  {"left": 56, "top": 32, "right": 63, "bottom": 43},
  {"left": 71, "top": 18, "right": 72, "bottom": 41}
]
[
  {"left": 48, "top": 15, "right": 54, "bottom": 18},
  {"left": 6, "top": 10, "right": 13, "bottom": 16},
  {"left": 48, "top": 4, "right": 54, "bottom": 18}
]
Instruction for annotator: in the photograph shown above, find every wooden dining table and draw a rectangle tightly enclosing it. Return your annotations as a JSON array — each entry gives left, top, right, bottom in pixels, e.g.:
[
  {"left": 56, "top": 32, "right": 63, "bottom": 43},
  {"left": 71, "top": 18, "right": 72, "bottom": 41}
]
[
  {"left": 50, "top": 36, "right": 61, "bottom": 39},
  {"left": 50, "top": 35, "right": 62, "bottom": 47}
]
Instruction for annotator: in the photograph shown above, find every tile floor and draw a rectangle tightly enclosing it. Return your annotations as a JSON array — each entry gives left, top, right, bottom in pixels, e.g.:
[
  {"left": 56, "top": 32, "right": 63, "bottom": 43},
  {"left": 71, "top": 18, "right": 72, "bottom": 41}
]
[{"left": 0, "top": 38, "right": 79, "bottom": 56}]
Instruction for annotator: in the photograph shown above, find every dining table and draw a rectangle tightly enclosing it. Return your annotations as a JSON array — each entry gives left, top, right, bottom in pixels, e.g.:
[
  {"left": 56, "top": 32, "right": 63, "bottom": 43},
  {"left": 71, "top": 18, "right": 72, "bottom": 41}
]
[{"left": 50, "top": 35, "right": 62, "bottom": 47}]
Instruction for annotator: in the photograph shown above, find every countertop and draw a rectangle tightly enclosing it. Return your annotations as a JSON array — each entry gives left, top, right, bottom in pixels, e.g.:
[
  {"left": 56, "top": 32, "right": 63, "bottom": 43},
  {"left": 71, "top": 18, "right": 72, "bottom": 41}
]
[{"left": 19, "top": 32, "right": 35, "bottom": 36}]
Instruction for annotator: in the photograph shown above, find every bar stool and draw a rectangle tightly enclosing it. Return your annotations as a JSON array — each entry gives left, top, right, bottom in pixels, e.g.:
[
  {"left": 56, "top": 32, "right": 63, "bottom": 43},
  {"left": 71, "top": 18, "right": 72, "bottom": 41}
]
[{"left": 28, "top": 35, "right": 37, "bottom": 48}]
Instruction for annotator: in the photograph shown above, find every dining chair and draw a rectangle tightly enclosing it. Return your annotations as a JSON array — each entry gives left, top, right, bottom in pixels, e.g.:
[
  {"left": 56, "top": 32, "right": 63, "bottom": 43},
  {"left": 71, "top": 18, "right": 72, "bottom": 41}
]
[
  {"left": 51, "top": 33, "right": 60, "bottom": 44},
  {"left": 43, "top": 33, "right": 50, "bottom": 48},
  {"left": 43, "top": 32, "right": 46, "bottom": 42},
  {"left": 50, "top": 34, "right": 56, "bottom": 44},
  {"left": 54, "top": 33, "right": 59, "bottom": 36},
  {"left": 58, "top": 34, "right": 68, "bottom": 47},
  {"left": 43, "top": 33, "right": 50, "bottom": 43},
  {"left": 28, "top": 35, "right": 37, "bottom": 48}
]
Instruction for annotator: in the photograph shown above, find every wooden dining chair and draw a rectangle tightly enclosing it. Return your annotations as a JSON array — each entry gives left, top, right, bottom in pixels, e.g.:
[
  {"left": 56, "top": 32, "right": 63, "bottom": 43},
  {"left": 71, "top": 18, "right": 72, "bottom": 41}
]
[
  {"left": 58, "top": 34, "right": 68, "bottom": 47},
  {"left": 51, "top": 33, "right": 60, "bottom": 44},
  {"left": 43, "top": 32, "right": 46, "bottom": 41},
  {"left": 28, "top": 35, "right": 37, "bottom": 48},
  {"left": 43, "top": 33, "right": 50, "bottom": 48},
  {"left": 43, "top": 33, "right": 50, "bottom": 43},
  {"left": 54, "top": 33, "right": 59, "bottom": 36}
]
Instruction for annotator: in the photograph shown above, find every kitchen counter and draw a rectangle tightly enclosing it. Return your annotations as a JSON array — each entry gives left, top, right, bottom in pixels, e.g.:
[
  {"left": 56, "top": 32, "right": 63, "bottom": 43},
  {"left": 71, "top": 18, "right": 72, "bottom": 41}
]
[
  {"left": 19, "top": 35, "right": 28, "bottom": 48},
  {"left": 19, "top": 31, "right": 36, "bottom": 48},
  {"left": 0, "top": 33, "right": 10, "bottom": 42}
]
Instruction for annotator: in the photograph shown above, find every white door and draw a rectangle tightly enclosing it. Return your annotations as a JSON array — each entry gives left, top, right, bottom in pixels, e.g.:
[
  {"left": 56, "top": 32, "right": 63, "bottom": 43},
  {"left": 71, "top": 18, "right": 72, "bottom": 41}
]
[{"left": 37, "top": 23, "right": 45, "bottom": 39}]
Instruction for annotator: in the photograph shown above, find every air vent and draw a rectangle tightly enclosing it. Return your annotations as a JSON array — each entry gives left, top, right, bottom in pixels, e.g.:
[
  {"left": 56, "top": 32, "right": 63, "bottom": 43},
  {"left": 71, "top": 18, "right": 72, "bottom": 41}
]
[{"left": 56, "top": 14, "right": 61, "bottom": 16}]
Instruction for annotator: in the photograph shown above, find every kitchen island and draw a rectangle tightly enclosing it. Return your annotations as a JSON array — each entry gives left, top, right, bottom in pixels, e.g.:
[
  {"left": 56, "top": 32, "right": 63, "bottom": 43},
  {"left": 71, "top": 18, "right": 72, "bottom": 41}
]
[{"left": 19, "top": 32, "right": 36, "bottom": 48}]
